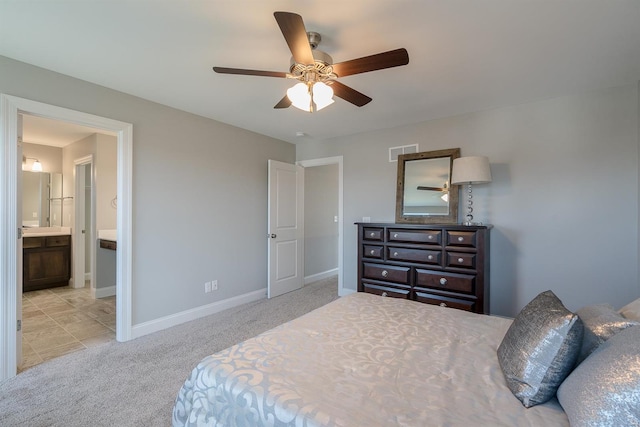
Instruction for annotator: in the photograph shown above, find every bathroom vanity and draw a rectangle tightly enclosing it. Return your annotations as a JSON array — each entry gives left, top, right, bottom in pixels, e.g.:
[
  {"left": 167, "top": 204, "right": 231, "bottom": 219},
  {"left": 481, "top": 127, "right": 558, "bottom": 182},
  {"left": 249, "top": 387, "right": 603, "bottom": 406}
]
[{"left": 23, "top": 230, "right": 71, "bottom": 292}]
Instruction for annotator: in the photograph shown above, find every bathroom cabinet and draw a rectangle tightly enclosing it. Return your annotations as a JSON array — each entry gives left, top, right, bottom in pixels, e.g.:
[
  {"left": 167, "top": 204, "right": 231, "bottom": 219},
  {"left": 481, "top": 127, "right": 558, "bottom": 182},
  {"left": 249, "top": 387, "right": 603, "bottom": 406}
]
[{"left": 23, "top": 235, "right": 71, "bottom": 292}]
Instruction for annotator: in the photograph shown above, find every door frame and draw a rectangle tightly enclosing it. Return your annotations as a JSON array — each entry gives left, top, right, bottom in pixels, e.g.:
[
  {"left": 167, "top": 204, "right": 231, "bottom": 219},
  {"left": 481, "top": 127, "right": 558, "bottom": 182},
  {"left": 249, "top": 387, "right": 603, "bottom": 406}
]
[
  {"left": 297, "top": 156, "right": 344, "bottom": 296},
  {"left": 73, "top": 156, "right": 95, "bottom": 291},
  {"left": 0, "top": 94, "right": 134, "bottom": 381}
]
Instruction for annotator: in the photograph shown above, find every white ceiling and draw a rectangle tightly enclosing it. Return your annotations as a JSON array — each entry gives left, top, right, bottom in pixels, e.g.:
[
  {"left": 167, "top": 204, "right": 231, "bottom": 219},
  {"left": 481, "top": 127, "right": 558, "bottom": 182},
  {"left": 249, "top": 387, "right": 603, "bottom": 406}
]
[{"left": 2, "top": 1, "right": 639, "bottom": 145}]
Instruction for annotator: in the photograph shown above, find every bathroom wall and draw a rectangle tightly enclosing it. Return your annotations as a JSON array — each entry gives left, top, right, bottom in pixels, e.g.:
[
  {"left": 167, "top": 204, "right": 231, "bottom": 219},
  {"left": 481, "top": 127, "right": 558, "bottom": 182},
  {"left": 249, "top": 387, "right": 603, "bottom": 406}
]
[
  {"left": 61, "top": 133, "right": 116, "bottom": 231},
  {"left": 21, "top": 142, "right": 62, "bottom": 173}
]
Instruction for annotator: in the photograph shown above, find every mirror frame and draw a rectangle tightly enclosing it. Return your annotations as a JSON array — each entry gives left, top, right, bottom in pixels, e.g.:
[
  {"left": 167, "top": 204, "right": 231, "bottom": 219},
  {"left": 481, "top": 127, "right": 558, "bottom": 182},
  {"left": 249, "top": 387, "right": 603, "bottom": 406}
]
[{"left": 395, "top": 148, "right": 461, "bottom": 224}]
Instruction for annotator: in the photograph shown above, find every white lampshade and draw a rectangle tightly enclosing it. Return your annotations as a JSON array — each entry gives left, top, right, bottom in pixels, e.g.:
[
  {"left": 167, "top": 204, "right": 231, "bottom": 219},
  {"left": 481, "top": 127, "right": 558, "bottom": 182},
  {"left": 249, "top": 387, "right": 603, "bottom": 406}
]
[
  {"left": 287, "top": 82, "right": 311, "bottom": 111},
  {"left": 451, "top": 156, "right": 492, "bottom": 185},
  {"left": 311, "top": 82, "right": 334, "bottom": 111},
  {"left": 31, "top": 160, "right": 43, "bottom": 172}
]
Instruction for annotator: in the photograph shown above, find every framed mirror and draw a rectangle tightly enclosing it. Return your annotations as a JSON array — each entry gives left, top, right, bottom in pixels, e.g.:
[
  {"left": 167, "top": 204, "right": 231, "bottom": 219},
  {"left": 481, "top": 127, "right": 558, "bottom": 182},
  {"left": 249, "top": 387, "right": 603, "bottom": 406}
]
[{"left": 395, "top": 148, "right": 460, "bottom": 224}]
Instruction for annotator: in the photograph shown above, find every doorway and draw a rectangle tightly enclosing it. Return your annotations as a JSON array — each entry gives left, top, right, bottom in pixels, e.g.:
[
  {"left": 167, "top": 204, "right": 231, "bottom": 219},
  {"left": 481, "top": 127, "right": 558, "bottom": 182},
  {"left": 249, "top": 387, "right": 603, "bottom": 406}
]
[
  {"left": 0, "top": 94, "right": 133, "bottom": 381},
  {"left": 298, "top": 157, "right": 344, "bottom": 296}
]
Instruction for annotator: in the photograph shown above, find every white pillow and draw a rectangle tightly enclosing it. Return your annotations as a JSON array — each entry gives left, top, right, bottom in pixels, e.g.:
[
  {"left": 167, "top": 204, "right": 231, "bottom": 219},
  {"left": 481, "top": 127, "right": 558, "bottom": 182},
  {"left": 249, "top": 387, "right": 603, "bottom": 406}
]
[{"left": 618, "top": 297, "right": 640, "bottom": 321}]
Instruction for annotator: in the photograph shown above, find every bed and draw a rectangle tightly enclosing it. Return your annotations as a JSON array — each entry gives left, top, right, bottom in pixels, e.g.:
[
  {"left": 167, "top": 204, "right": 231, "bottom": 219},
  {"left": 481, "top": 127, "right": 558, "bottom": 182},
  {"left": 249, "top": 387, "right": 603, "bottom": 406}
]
[{"left": 172, "top": 292, "right": 570, "bottom": 426}]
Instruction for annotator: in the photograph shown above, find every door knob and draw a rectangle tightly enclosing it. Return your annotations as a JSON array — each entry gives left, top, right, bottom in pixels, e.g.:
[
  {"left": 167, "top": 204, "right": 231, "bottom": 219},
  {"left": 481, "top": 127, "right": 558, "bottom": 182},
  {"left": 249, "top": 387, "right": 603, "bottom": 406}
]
[{"left": 270, "top": 234, "right": 277, "bottom": 238}]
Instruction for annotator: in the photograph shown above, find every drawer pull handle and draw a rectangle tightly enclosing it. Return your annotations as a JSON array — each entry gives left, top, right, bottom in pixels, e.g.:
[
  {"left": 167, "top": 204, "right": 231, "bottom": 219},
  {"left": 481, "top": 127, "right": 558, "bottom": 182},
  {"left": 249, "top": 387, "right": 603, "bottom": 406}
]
[
  {"left": 427, "top": 255, "right": 433, "bottom": 260},
  {"left": 393, "top": 251, "right": 398, "bottom": 257},
  {"left": 370, "top": 249, "right": 375, "bottom": 255},
  {"left": 458, "top": 257, "right": 464, "bottom": 263},
  {"left": 440, "top": 278, "right": 447, "bottom": 286},
  {"left": 370, "top": 232, "right": 375, "bottom": 237},
  {"left": 458, "top": 236, "right": 464, "bottom": 242},
  {"left": 393, "top": 233, "right": 398, "bottom": 238},
  {"left": 381, "top": 270, "right": 389, "bottom": 278},
  {"left": 440, "top": 302, "right": 447, "bottom": 307},
  {"left": 382, "top": 292, "right": 388, "bottom": 297},
  {"left": 428, "top": 235, "right": 433, "bottom": 240}
]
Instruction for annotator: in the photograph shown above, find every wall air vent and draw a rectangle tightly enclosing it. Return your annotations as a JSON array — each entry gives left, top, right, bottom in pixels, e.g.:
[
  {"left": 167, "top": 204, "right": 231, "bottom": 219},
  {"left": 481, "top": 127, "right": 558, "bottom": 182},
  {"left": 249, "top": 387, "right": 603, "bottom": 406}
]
[{"left": 389, "top": 144, "right": 418, "bottom": 162}]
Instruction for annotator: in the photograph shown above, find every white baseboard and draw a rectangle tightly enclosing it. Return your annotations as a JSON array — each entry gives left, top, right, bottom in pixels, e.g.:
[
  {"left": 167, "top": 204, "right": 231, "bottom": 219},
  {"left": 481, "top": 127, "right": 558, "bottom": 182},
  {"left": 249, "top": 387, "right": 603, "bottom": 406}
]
[
  {"left": 304, "top": 268, "right": 338, "bottom": 284},
  {"left": 94, "top": 285, "right": 115, "bottom": 299},
  {"left": 131, "top": 288, "right": 267, "bottom": 340}
]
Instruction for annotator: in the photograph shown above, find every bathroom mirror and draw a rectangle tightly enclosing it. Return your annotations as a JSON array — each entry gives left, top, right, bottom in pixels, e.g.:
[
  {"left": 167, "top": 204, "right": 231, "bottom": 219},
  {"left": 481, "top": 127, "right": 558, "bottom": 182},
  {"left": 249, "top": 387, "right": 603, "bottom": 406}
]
[
  {"left": 395, "top": 148, "right": 460, "bottom": 224},
  {"left": 22, "top": 171, "right": 63, "bottom": 227},
  {"left": 50, "top": 172, "right": 63, "bottom": 226}
]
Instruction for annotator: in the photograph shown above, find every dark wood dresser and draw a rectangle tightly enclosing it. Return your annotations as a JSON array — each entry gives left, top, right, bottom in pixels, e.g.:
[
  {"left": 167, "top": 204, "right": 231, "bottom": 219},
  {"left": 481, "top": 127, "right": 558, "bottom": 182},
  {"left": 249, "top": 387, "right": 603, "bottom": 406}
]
[
  {"left": 356, "top": 223, "right": 491, "bottom": 314},
  {"left": 23, "top": 235, "right": 71, "bottom": 292}
]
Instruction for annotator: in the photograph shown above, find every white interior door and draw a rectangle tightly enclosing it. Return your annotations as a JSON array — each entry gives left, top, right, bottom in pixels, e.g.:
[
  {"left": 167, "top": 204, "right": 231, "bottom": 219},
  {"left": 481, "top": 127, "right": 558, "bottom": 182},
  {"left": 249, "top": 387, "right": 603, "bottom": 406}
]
[{"left": 267, "top": 160, "right": 304, "bottom": 298}]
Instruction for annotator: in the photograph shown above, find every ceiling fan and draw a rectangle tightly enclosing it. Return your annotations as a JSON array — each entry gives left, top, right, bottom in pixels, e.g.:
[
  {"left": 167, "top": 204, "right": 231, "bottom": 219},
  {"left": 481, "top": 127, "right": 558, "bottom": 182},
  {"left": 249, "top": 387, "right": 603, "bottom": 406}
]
[{"left": 212, "top": 11, "right": 409, "bottom": 112}]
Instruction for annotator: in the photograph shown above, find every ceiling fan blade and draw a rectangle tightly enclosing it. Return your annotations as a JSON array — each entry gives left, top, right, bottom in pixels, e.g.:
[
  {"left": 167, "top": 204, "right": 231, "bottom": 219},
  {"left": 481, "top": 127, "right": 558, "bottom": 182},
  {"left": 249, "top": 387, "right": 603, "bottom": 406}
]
[
  {"left": 332, "top": 48, "right": 409, "bottom": 77},
  {"left": 213, "top": 67, "right": 288, "bottom": 78},
  {"left": 330, "top": 81, "right": 372, "bottom": 107},
  {"left": 274, "top": 95, "right": 291, "bottom": 109},
  {"left": 274, "top": 11, "right": 314, "bottom": 65}
]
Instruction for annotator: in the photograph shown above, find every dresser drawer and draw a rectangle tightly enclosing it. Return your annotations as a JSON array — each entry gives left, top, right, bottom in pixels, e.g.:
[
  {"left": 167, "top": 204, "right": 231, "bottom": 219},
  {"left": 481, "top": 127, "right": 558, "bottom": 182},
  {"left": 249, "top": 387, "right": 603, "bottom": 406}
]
[
  {"left": 23, "top": 237, "right": 44, "bottom": 249},
  {"left": 388, "top": 247, "right": 441, "bottom": 265},
  {"left": 446, "top": 252, "right": 476, "bottom": 269},
  {"left": 414, "top": 291, "right": 476, "bottom": 312},
  {"left": 363, "top": 245, "right": 383, "bottom": 259},
  {"left": 446, "top": 230, "right": 477, "bottom": 248},
  {"left": 363, "top": 263, "right": 410, "bottom": 284},
  {"left": 415, "top": 269, "right": 475, "bottom": 294},
  {"left": 363, "top": 227, "right": 384, "bottom": 241},
  {"left": 46, "top": 235, "right": 71, "bottom": 247},
  {"left": 388, "top": 229, "right": 441, "bottom": 245},
  {"left": 362, "top": 282, "right": 410, "bottom": 299}
]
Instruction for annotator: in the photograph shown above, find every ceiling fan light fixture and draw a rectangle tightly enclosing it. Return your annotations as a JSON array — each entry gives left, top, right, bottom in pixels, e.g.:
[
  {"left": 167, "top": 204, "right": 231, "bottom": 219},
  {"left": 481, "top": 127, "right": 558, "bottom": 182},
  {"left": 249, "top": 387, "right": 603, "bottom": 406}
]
[{"left": 287, "top": 81, "right": 334, "bottom": 112}]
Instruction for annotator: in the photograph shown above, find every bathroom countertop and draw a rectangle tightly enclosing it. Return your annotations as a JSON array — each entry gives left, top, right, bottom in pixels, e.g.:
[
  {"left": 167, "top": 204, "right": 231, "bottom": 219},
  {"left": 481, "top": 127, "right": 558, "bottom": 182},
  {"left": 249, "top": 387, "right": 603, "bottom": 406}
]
[
  {"left": 98, "top": 229, "right": 117, "bottom": 242},
  {"left": 22, "top": 227, "right": 71, "bottom": 237}
]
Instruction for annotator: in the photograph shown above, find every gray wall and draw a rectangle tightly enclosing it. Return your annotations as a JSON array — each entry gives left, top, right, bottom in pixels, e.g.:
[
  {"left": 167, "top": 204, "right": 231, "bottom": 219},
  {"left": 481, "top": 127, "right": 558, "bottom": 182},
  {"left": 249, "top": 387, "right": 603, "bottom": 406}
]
[
  {"left": 304, "top": 164, "right": 339, "bottom": 278},
  {"left": 1, "top": 55, "right": 295, "bottom": 324},
  {"left": 297, "top": 84, "right": 640, "bottom": 317}
]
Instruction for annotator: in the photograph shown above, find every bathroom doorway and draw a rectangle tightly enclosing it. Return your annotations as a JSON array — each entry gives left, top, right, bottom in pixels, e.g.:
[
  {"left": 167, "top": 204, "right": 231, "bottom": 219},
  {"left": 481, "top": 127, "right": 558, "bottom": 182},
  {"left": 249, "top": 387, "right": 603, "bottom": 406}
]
[
  {"left": 0, "top": 94, "right": 134, "bottom": 381},
  {"left": 18, "top": 121, "right": 119, "bottom": 372}
]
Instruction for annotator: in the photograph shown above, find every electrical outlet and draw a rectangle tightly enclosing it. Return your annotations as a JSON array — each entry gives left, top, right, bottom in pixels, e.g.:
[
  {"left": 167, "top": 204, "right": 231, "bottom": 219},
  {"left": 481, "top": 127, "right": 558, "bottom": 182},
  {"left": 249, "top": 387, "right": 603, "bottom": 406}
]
[
  {"left": 212, "top": 280, "right": 218, "bottom": 291},
  {"left": 204, "top": 281, "right": 212, "bottom": 293}
]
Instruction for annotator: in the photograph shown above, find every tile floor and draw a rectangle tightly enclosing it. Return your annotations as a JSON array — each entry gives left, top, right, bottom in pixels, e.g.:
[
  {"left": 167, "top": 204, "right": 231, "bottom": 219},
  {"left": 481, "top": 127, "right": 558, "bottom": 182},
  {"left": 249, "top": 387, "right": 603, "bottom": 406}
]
[{"left": 19, "top": 284, "right": 116, "bottom": 372}]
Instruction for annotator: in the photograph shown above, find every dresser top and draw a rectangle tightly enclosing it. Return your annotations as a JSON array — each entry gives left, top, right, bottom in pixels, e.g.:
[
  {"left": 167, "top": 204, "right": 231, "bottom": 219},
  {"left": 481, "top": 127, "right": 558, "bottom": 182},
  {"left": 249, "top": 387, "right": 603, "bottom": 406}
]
[{"left": 355, "top": 222, "right": 492, "bottom": 230}]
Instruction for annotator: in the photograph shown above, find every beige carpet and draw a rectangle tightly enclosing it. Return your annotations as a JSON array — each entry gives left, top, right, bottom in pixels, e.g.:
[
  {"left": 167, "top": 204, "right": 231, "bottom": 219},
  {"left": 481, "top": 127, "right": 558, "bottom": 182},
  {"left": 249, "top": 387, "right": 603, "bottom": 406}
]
[{"left": 0, "top": 277, "right": 339, "bottom": 427}]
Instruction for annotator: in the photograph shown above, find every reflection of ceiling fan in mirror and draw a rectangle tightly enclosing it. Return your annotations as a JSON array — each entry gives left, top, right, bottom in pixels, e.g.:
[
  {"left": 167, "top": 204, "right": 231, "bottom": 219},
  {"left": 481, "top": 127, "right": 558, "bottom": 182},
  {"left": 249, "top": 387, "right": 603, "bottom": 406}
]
[
  {"left": 417, "top": 182, "right": 449, "bottom": 192},
  {"left": 418, "top": 182, "right": 450, "bottom": 202},
  {"left": 212, "top": 11, "right": 409, "bottom": 112}
]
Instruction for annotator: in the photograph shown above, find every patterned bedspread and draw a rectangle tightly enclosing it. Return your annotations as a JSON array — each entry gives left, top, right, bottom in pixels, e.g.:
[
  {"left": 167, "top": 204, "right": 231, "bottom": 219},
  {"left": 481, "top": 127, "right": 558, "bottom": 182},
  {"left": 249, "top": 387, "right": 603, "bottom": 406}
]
[{"left": 173, "top": 292, "right": 569, "bottom": 426}]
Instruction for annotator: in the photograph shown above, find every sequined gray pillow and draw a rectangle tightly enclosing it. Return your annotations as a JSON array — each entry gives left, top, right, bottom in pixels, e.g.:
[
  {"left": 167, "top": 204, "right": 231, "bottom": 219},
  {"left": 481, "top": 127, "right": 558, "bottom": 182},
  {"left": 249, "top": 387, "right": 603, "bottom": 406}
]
[
  {"left": 558, "top": 325, "right": 640, "bottom": 427},
  {"left": 576, "top": 303, "right": 639, "bottom": 364},
  {"left": 497, "top": 290, "right": 583, "bottom": 408}
]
